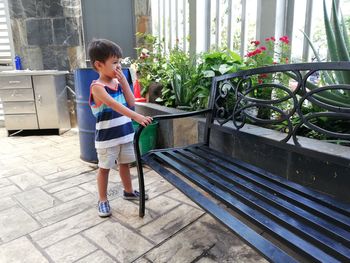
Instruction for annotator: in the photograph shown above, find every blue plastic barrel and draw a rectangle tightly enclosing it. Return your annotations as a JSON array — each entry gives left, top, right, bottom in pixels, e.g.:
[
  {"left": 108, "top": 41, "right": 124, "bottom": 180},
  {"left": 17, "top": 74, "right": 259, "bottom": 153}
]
[{"left": 74, "top": 68, "right": 133, "bottom": 163}]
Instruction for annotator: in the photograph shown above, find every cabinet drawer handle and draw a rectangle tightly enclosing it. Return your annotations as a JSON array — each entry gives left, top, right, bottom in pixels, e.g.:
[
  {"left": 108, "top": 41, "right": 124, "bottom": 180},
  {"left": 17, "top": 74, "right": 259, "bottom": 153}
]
[
  {"left": 37, "top": 94, "right": 42, "bottom": 104},
  {"left": 9, "top": 81, "right": 21, "bottom": 84}
]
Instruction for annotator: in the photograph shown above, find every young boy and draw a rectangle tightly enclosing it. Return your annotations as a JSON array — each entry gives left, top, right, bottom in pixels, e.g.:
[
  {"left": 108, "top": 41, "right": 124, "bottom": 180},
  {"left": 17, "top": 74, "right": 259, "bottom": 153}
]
[{"left": 88, "top": 39, "right": 152, "bottom": 217}]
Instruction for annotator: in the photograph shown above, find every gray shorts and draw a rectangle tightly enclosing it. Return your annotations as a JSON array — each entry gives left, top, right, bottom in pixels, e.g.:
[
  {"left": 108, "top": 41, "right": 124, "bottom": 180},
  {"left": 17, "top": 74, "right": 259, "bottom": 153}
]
[{"left": 96, "top": 142, "right": 135, "bottom": 169}]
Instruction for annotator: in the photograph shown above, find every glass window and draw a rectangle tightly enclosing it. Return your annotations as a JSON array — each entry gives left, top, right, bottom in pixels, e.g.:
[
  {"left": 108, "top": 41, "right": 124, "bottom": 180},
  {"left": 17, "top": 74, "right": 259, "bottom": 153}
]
[{"left": 0, "top": 0, "right": 13, "bottom": 70}]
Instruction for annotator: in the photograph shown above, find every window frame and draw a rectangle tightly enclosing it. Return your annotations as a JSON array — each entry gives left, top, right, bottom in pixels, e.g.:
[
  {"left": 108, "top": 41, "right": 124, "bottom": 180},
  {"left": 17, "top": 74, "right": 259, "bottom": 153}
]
[{"left": 0, "top": 0, "right": 14, "bottom": 70}]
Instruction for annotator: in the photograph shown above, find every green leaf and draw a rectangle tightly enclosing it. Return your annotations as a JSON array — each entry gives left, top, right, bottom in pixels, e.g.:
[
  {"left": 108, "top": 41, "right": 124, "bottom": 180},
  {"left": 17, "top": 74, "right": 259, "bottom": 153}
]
[
  {"left": 228, "top": 50, "right": 242, "bottom": 63},
  {"left": 301, "top": 30, "right": 322, "bottom": 62},
  {"left": 300, "top": 30, "right": 335, "bottom": 84},
  {"left": 218, "top": 64, "right": 233, "bottom": 75},
  {"left": 162, "top": 88, "right": 171, "bottom": 95},
  {"left": 330, "top": 0, "right": 350, "bottom": 87},
  {"left": 323, "top": 0, "right": 339, "bottom": 62},
  {"left": 331, "top": 0, "right": 350, "bottom": 62},
  {"left": 341, "top": 12, "right": 350, "bottom": 52},
  {"left": 322, "top": 0, "right": 346, "bottom": 84},
  {"left": 204, "top": 51, "right": 223, "bottom": 59},
  {"left": 286, "top": 71, "right": 350, "bottom": 107},
  {"left": 210, "top": 65, "right": 220, "bottom": 72}
]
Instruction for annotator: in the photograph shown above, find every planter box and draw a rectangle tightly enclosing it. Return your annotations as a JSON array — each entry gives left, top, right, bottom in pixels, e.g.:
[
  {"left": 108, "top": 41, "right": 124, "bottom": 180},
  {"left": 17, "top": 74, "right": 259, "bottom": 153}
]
[
  {"left": 135, "top": 102, "right": 203, "bottom": 148},
  {"left": 136, "top": 102, "right": 350, "bottom": 203}
]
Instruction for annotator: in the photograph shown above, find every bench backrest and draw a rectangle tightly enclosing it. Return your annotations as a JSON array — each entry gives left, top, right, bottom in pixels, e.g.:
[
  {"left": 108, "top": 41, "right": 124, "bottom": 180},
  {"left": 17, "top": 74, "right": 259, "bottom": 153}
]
[{"left": 204, "top": 62, "right": 350, "bottom": 152}]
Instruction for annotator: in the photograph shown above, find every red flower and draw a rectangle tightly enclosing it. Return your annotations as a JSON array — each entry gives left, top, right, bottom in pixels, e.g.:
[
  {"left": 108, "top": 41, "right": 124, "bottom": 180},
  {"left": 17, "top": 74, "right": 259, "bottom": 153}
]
[
  {"left": 279, "top": 36, "right": 289, "bottom": 44},
  {"left": 245, "top": 35, "right": 291, "bottom": 68},
  {"left": 250, "top": 40, "right": 260, "bottom": 46},
  {"left": 258, "top": 79, "right": 263, "bottom": 84}
]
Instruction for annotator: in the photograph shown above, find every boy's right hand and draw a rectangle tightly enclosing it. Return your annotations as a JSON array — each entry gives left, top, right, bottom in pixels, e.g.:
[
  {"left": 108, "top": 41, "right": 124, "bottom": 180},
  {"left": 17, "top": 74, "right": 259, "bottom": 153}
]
[{"left": 134, "top": 114, "right": 153, "bottom": 127}]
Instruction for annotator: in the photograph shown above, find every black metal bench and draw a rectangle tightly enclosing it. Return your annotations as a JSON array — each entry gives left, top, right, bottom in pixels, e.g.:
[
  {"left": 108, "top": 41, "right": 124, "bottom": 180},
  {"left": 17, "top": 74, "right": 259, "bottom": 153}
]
[{"left": 134, "top": 62, "right": 350, "bottom": 262}]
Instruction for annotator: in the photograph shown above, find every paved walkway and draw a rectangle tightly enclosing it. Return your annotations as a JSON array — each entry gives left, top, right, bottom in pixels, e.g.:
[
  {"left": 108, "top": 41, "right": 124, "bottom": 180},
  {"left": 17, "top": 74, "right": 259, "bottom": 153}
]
[{"left": 0, "top": 128, "right": 265, "bottom": 263}]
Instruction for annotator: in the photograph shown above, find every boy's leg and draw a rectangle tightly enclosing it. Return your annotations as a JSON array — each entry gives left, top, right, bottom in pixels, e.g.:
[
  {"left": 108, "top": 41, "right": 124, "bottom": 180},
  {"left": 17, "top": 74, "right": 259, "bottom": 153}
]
[
  {"left": 95, "top": 147, "right": 118, "bottom": 217},
  {"left": 118, "top": 142, "right": 135, "bottom": 193},
  {"left": 119, "top": 163, "right": 133, "bottom": 193},
  {"left": 119, "top": 163, "right": 148, "bottom": 200},
  {"left": 97, "top": 167, "right": 110, "bottom": 201},
  {"left": 118, "top": 142, "right": 148, "bottom": 200}
]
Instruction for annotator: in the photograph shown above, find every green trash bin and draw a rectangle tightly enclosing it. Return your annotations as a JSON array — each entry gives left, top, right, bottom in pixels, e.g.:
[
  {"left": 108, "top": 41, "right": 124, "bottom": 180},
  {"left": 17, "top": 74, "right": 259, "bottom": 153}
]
[{"left": 132, "top": 120, "right": 158, "bottom": 155}]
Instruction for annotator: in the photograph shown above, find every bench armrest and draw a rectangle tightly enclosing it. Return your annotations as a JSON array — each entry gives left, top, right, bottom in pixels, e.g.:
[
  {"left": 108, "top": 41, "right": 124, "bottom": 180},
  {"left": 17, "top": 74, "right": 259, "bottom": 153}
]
[
  {"left": 133, "top": 108, "right": 211, "bottom": 217},
  {"left": 152, "top": 108, "right": 212, "bottom": 121}
]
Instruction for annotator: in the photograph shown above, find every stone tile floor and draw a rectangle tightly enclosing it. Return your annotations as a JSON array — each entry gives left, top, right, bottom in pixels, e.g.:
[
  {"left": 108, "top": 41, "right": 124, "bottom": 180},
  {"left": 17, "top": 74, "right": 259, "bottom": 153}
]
[{"left": 0, "top": 128, "right": 266, "bottom": 263}]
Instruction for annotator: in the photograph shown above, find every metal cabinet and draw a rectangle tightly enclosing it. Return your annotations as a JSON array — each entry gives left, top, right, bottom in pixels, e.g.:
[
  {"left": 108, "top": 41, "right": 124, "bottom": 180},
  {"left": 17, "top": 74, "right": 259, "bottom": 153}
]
[{"left": 0, "top": 72, "right": 71, "bottom": 133}]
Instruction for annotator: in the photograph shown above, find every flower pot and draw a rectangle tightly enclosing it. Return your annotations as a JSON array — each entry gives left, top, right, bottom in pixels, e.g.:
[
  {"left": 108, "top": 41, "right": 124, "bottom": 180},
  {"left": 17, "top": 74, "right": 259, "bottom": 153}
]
[{"left": 132, "top": 120, "right": 158, "bottom": 155}]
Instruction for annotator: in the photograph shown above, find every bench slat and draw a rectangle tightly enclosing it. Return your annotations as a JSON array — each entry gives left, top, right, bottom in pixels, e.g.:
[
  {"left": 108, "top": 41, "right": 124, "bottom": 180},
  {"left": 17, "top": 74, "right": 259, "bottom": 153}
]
[
  {"left": 168, "top": 149, "right": 350, "bottom": 260},
  {"left": 143, "top": 156, "right": 298, "bottom": 263},
  {"left": 182, "top": 147, "right": 350, "bottom": 245},
  {"left": 196, "top": 145, "right": 350, "bottom": 216},
  {"left": 190, "top": 146, "right": 350, "bottom": 230},
  {"left": 149, "top": 151, "right": 343, "bottom": 262}
]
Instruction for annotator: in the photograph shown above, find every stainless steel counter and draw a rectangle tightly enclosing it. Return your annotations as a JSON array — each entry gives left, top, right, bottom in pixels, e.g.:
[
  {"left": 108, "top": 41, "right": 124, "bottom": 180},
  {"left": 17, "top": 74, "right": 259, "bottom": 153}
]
[
  {"left": 0, "top": 70, "right": 68, "bottom": 76},
  {"left": 0, "top": 70, "right": 71, "bottom": 133}
]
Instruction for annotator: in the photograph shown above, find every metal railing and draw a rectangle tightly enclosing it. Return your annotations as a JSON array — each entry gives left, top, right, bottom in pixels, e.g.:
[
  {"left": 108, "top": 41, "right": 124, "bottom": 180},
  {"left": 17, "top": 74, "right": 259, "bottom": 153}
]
[{"left": 150, "top": 0, "right": 345, "bottom": 62}]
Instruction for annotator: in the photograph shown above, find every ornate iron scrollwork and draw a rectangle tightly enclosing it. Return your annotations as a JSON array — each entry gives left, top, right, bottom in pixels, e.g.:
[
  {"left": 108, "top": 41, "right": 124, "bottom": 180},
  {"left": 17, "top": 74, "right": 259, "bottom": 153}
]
[{"left": 212, "top": 63, "right": 350, "bottom": 146}]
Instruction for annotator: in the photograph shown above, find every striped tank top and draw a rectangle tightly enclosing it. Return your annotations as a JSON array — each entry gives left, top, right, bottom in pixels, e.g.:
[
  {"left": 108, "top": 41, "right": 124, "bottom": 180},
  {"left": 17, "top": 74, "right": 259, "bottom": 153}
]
[{"left": 89, "top": 80, "right": 134, "bottom": 149}]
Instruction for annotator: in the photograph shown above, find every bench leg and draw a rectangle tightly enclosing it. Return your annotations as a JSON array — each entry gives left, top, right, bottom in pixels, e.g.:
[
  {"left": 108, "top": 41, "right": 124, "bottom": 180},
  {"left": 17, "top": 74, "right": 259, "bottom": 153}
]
[
  {"left": 133, "top": 127, "right": 146, "bottom": 217},
  {"left": 135, "top": 157, "right": 146, "bottom": 217}
]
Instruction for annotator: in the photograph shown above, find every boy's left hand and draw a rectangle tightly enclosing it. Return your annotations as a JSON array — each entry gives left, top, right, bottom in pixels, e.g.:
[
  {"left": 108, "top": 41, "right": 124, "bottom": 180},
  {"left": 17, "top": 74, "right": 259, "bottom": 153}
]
[{"left": 114, "top": 67, "right": 125, "bottom": 82}]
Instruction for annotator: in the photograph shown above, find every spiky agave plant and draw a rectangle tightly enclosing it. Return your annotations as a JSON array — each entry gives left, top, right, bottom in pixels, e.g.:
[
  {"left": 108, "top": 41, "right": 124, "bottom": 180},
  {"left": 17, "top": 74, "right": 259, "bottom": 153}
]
[{"left": 300, "top": 0, "right": 350, "bottom": 107}]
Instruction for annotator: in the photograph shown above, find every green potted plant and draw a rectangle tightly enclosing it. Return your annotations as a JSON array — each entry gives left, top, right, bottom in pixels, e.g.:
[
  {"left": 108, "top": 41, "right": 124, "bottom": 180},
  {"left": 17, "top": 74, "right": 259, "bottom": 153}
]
[
  {"left": 301, "top": 0, "right": 350, "bottom": 107},
  {"left": 133, "top": 33, "right": 168, "bottom": 102}
]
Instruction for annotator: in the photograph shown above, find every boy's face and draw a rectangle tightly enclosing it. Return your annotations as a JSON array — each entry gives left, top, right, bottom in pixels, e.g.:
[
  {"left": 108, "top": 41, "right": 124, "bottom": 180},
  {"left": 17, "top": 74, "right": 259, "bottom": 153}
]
[{"left": 95, "top": 56, "right": 122, "bottom": 79}]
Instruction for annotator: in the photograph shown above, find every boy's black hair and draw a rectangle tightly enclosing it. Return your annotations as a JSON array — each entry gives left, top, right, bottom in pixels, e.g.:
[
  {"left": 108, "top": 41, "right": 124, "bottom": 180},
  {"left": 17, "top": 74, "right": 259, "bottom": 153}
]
[{"left": 88, "top": 39, "right": 123, "bottom": 69}]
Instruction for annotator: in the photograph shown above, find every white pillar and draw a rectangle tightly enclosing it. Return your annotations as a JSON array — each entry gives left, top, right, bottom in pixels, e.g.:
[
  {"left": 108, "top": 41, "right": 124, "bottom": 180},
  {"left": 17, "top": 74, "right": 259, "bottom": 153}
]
[
  {"left": 204, "top": 0, "right": 211, "bottom": 51},
  {"left": 256, "top": 0, "right": 277, "bottom": 41},
  {"left": 188, "top": 0, "right": 197, "bottom": 57},
  {"left": 302, "top": 0, "right": 313, "bottom": 62},
  {"left": 240, "top": 0, "right": 247, "bottom": 58}
]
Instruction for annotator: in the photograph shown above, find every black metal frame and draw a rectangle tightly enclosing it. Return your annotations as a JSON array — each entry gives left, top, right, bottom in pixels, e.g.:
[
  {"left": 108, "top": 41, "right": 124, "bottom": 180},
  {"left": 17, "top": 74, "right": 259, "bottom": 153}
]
[
  {"left": 132, "top": 62, "right": 350, "bottom": 262},
  {"left": 134, "top": 62, "right": 350, "bottom": 217},
  {"left": 208, "top": 62, "right": 350, "bottom": 146}
]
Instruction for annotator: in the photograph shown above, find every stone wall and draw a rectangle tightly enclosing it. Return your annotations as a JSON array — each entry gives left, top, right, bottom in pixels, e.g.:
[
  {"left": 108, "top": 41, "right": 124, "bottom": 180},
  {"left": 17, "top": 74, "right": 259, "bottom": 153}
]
[
  {"left": 7, "top": 0, "right": 152, "bottom": 71},
  {"left": 8, "top": 0, "right": 85, "bottom": 71}
]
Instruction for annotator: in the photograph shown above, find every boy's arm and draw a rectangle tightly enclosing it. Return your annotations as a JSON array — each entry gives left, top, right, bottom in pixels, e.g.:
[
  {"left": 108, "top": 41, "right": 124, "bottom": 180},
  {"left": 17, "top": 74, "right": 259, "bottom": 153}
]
[
  {"left": 91, "top": 85, "right": 152, "bottom": 126},
  {"left": 115, "top": 68, "right": 135, "bottom": 107}
]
